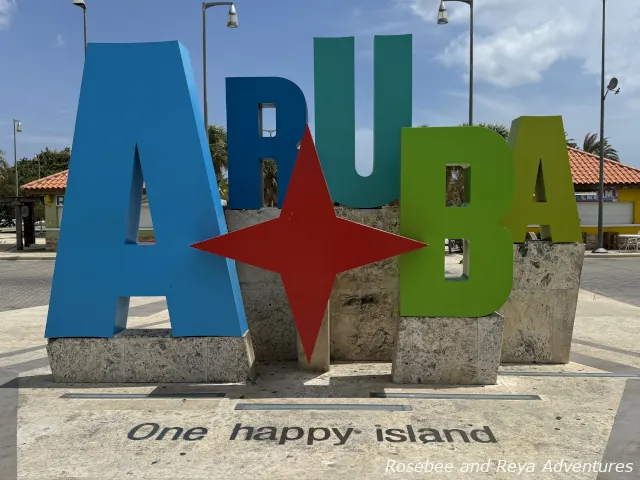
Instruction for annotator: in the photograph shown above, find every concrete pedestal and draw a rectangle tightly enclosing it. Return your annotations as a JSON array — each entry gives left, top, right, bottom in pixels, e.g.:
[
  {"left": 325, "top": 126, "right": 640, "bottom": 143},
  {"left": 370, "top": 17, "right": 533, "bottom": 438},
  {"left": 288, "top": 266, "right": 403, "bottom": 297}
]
[
  {"left": 47, "top": 329, "right": 256, "bottom": 383},
  {"left": 391, "top": 314, "right": 504, "bottom": 385},
  {"left": 226, "top": 207, "right": 402, "bottom": 363},
  {"left": 500, "top": 242, "right": 585, "bottom": 364},
  {"left": 331, "top": 207, "right": 400, "bottom": 361},
  {"left": 226, "top": 209, "right": 299, "bottom": 362}
]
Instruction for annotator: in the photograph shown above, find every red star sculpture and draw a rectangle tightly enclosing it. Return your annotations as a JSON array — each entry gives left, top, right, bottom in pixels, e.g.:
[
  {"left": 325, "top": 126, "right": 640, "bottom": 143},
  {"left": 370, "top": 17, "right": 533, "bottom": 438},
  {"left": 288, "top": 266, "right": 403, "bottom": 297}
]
[{"left": 192, "top": 126, "right": 427, "bottom": 362}]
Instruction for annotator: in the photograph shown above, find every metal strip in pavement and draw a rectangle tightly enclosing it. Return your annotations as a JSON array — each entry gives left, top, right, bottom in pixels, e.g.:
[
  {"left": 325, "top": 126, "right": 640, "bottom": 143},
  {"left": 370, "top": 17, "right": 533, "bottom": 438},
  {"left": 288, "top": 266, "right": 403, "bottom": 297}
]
[
  {"left": 370, "top": 392, "right": 541, "bottom": 400},
  {"left": 60, "top": 392, "right": 226, "bottom": 399},
  {"left": 500, "top": 372, "right": 640, "bottom": 378},
  {"left": 234, "top": 403, "right": 411, "bottom": 412}
]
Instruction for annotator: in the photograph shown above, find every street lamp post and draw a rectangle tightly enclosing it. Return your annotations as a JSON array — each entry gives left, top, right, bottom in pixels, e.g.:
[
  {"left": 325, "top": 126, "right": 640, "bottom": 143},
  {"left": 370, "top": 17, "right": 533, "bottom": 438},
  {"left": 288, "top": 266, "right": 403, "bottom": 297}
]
[
  {"left": 73, "top": 0, "right": 87, "bottom": 55},
  {"left": 438, "top": 0, "right": 474, "bottom": 126},
  {"left": 594, "top": 0, "right": 620, "bottom": 253},
  {"left": 202, "top": 2, "right": 238, "bottom": 134},
  {"left": 13, "top": 119, "right": 23, "bottom": 251}
]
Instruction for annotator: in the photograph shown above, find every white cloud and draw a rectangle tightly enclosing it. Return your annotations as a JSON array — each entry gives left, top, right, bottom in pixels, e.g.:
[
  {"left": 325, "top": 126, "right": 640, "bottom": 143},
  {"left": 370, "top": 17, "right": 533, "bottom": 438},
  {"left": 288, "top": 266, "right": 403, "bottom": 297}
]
[
  {"left": 400, "top": 0, "right": 640, "bottom": 91},
  {"left": 399, "top": 0, "right": 640, "bottom": 165},
  {"left": 440, "top": 19, "right": 585, "bottom": 88},
  {"left": 54, "top": 33, "right": 65, "bottom": 48},
  {"left": 0, "top": 0, "right": 16, "bottom": 29}
]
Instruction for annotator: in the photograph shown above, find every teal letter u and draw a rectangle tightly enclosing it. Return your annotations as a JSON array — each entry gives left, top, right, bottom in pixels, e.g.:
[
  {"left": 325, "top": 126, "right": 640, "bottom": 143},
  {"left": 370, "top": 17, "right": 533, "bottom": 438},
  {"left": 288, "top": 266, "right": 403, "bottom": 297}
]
[{"left": 314, "top": 35, "right": 412, "bottom": 208}]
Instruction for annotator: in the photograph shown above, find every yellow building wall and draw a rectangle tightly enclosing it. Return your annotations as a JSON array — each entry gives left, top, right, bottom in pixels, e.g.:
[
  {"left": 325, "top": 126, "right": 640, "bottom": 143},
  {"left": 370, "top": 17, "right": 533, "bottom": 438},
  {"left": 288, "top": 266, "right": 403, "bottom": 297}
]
[{"left": 528, "top": 187, "right": 640, "bottom": 236}]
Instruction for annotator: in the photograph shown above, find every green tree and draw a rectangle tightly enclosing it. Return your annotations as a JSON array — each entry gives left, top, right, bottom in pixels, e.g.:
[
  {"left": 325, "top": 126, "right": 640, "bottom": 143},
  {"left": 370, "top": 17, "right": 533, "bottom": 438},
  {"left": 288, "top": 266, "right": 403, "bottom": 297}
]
[
  {"left": 26, "top": 147, "right": 71, "bottom": 182},
  {"left": 207, "top": 125, "right": 228, "bottom": 182},
  {"left": 262, "top": 160, "right": 278, "bottom": 207},
  {"left": 218, "top": 178, "right": 229, "bottom": 201},
  {"left": 0, "top": 150, "right": 8, "bottom": 170},
  {"left": 0, "top": 147, "right": 71, "bottom": 221},
  {"left": 581, "top": 132, "right": 620, "bottom": 162},
  {"left": 206, "top": 124, "right": 277, "bottom": 206}
]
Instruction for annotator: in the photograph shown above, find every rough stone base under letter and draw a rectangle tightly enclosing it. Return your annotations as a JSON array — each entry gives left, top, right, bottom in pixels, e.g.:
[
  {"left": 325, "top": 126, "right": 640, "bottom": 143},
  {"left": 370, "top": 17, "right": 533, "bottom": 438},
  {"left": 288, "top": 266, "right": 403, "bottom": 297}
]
[
  {"left": 47, "top": 329, "right": 256, "bottom": 383},
  {"left": 392, "top": 314, "right": 504, "bottom": 385},
  {"left": 500, "top": 242, "right": 584, "bottom": 364}
]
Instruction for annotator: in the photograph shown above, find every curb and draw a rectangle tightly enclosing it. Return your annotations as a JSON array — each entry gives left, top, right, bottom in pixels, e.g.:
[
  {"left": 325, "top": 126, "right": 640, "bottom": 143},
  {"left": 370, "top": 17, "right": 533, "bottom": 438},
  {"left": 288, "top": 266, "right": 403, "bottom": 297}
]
[
  {"left": 585, "top": 253, "right": 640, "bottom": 258},
  {"left": 0, "top": 256, "right": 56, "bottom": 261}
]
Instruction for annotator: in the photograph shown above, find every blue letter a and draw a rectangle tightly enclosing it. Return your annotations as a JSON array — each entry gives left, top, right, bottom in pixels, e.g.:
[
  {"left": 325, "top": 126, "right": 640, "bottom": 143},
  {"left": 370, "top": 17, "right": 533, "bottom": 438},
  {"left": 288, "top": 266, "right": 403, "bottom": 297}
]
[{"left": 45, "top": 41, "right": 247, "bottom": 338}]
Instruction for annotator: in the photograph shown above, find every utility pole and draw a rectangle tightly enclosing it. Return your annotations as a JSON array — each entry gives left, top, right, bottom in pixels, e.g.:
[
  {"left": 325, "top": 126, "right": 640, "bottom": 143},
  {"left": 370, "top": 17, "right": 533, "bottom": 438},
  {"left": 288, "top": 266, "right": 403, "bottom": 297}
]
[{"left": 13, "top": 119, "right": 23, "bottom": 251}]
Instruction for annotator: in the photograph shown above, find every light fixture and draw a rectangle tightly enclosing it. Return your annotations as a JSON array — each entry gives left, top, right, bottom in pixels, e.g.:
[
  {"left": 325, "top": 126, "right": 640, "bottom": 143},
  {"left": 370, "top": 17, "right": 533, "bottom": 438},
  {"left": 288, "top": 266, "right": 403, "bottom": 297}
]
[
  {"left": 73, "top": 0, "right": 86, "bottom": 9},
  {"left": 437, "top": 1, "right": 448, "bottom": 25},
  {"left": 15, "top": 121, "right": 22, "bottom": 133},
  {"left": 604, "top": 77, "right": 621, "bottom": 98},
  {"left": 227, "top": 4, "right": 238, "bottom": 28},
  {"left": 607, "top": 77, "right": 620, "bottom": 95}
]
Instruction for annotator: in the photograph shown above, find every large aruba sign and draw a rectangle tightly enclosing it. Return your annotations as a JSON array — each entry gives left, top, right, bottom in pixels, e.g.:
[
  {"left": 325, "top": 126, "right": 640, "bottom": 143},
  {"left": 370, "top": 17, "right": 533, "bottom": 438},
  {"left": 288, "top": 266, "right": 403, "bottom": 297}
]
[{"left": 45, "top": 37, "right": 581, "bottom": 346}]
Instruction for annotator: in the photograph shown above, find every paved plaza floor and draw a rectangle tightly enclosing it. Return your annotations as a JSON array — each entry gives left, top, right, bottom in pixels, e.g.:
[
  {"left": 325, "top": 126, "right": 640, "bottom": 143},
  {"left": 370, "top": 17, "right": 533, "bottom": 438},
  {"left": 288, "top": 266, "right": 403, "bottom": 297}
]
[{"left": 0, "top": 258, "right": 639, "bottom": 479}]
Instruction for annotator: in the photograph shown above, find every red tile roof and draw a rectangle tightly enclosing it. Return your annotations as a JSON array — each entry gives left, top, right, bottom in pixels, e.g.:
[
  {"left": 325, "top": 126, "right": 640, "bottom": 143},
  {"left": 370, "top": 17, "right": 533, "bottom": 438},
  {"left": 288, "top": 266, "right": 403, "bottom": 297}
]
[
  {"left": 21, "top": 170, "right": 68, "bottom": 193},
  {"left": 22, "top": 171, "right": 148, "bottom": 194},
  {"left": 21, "top": 149, "right": 640, "bottom": 193},
  {"left": 568, "top": 147, "right": 640, "bottom": 186}
]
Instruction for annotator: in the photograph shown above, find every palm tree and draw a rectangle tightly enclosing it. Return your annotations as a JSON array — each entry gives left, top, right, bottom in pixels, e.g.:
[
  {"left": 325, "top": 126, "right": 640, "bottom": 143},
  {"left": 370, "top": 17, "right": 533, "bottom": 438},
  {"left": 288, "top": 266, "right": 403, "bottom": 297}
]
[
  {"left": 207, "top": 125, "right": 228, "bottom": 182},
  {"left": 263, "top": 160, "right": 278, "bottom": 207},
  {"left": 208, "top": 125, "right": 279, "bottom": 206},
  {"left": 218, "top": 178, "right": 229, "bottom": 201},
  {"left": 476, "top": 122, "right": 510, "bottom": 139},
  {"left": 581, "top": 132, "right": 620, "bottom": 162},
  {"left": 565, "top": 132, "right": 578, "bottom": 149},
  {"left": 459, "top": 122, "right": 510, "bottom": 139}
]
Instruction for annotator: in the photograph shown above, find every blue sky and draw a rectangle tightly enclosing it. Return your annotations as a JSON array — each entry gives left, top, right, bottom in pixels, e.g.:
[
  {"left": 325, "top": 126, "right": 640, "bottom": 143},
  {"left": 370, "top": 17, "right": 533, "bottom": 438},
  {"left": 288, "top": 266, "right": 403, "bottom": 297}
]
[{"left": 1, "top": 0, "right": 640, "bottom": 171}]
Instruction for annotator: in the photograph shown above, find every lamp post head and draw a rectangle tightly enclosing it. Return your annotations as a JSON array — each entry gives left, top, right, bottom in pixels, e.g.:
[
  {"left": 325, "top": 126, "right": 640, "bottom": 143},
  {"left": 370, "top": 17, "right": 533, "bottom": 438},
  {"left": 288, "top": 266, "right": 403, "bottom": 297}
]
[
  {"left": 73, "top": 0, "right": 87, "bottom": 9},
  {"left": 14, "top": 120, "right": 22, "bottom": 133},
  {"left": 607, "top": 77, "right": 619, "bottom": 91},
  {"left": 437, "top": 1, "right": 448, "bottom": 25},
  {"left": 227, "top": 4, "right": 238, "bottom": 28}
]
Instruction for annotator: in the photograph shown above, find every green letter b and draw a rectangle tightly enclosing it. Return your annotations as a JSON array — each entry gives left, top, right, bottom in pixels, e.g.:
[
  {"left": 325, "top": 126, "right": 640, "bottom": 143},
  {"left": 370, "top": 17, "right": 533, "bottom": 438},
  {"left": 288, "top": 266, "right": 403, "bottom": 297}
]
[{"left": 399, "top": 127, "right": 514, "bottom": 317}]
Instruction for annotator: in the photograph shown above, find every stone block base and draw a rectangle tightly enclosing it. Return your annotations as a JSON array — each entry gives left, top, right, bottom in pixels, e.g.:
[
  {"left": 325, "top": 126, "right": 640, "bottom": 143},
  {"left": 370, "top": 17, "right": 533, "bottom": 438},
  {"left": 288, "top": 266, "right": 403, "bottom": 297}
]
[
  {"left": 225, "top": 208, "right": 299, "bottom": 362},
  {"left": 331, "top": 206, "right": 400, "bottom": 362},
  {"left": 47, "top": 329, "right": 256, "bottom": 383},
  {"left": 500, "top": 242, "right": 584, "bottom": 364},
  {"left": 226, "top": 207, "right": 402, "bottom": 363},
  {"left": 392, "top": 314, "right": 504, "bottom": 385}
]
